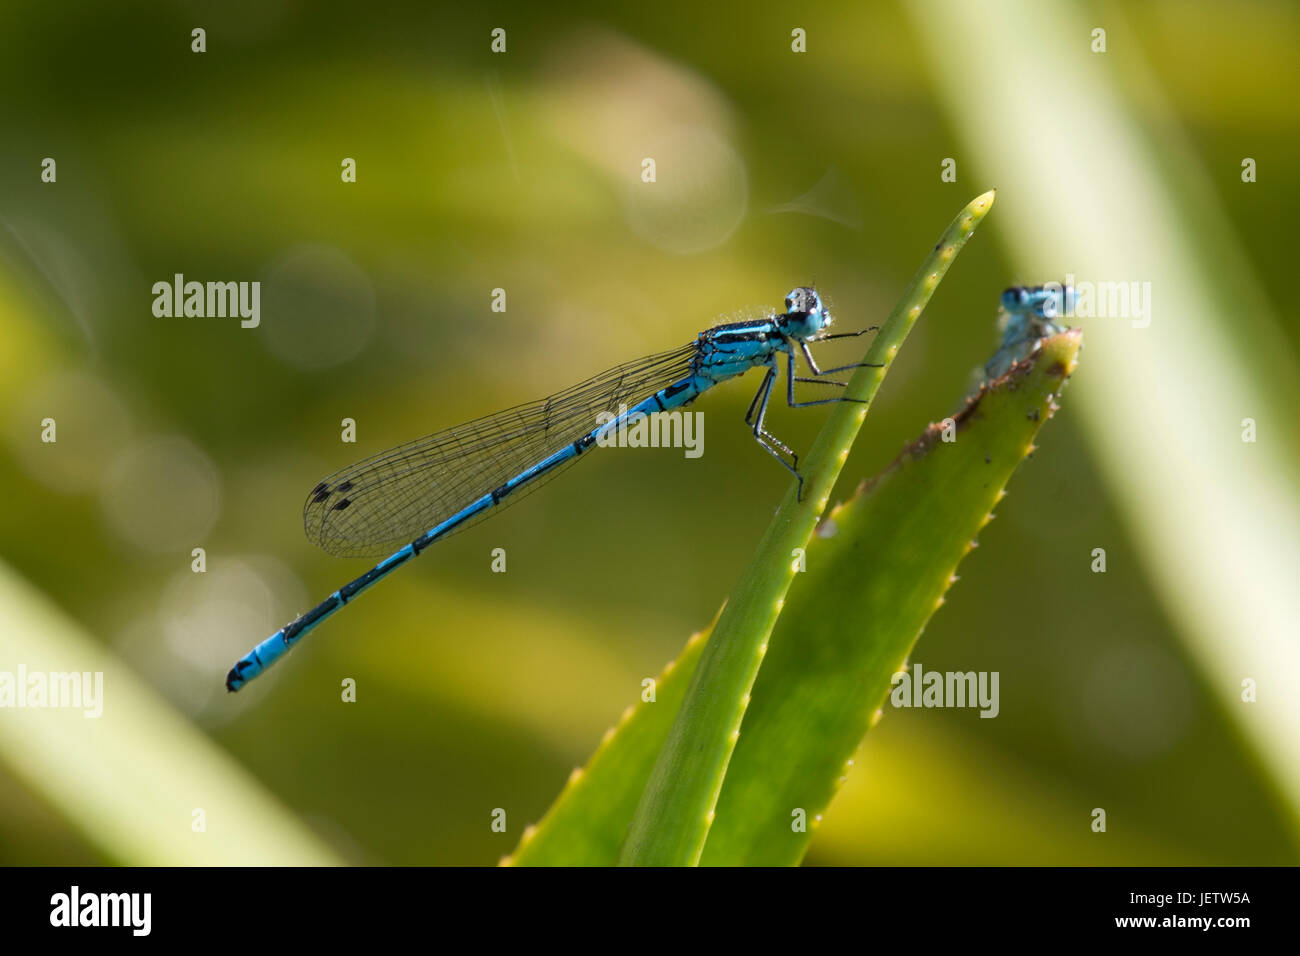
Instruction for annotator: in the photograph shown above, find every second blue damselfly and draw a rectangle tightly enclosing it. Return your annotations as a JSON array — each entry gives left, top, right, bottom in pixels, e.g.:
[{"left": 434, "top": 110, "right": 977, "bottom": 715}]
[
  {"left": 226, "top": 288, "right": 877, "bottom": 691},
  {"left": 984, "top": 283, "right": 1075, "bottom": 379}
]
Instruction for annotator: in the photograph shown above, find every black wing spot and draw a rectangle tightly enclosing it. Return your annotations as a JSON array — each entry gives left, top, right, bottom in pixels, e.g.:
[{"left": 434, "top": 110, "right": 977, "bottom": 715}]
[
  {"left": 336, "top": 480, "right": 354, "bottom": 493},
  {"left": 332, "top": 498, "right": 352, "bottom": 511},
  {"left": 312, "top": 487, "right": 331, "bottom": 503}
]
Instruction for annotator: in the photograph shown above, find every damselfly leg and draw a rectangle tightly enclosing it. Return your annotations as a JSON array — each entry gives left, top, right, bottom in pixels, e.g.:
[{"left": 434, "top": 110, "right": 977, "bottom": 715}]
[
  {"left": 745, "top": 363, "right": 804, "bottom": 495},
  {"left": 742, "top": 333, "right": 883, "bottom": 500}
]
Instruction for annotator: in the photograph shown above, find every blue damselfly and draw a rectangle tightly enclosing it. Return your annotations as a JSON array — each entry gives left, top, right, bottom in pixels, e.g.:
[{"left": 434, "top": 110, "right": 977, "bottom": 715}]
[{"left": 226, "top": 288, "right": 877, "bottom": 691}]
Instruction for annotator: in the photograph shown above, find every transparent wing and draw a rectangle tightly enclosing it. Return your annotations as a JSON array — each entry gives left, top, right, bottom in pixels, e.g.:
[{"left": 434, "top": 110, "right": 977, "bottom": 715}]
[{"left": 304, "top": 343, "right": 698, "bottom": 557}]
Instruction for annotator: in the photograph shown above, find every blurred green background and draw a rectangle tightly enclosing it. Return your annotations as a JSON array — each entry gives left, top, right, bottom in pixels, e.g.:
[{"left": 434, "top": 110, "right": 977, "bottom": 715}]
[{"left": 1, "top": 0, "right": 1297, "bottom": 865}]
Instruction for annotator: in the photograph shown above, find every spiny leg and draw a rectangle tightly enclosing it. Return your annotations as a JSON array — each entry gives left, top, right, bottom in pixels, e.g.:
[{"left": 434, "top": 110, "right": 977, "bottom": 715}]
[
  {"left": 744, "top": 369, "right": 767, "bottom": 422},
  {"left": 786, "top": 351, "right": 870, "bottom": 409},
  {"left": 745, "top": 365, "right": 805, "bottom": 498},
  {"left": 814, "top": 325, "right": 879, "bottom": 341},
  {"left": 746, "top": 366, "right": 797, "bottom": 459},
  {"left": 800, "top": 340, "right": 883, "bottom": 377},
  {"left": 792, "top": 377, "right": 849, "bottom": 387}
]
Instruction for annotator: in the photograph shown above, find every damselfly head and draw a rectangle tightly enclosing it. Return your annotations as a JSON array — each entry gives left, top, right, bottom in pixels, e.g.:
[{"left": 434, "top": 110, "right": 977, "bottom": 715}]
[
  {"left": 1001, "top": 287, "right": 1031, "bottom": 312},
  {"left": 782, "top": 286, "right": 830, "bottom": 339},
  {"left": 1001, "top": 282, "right": 1076, "bottom": 321}
]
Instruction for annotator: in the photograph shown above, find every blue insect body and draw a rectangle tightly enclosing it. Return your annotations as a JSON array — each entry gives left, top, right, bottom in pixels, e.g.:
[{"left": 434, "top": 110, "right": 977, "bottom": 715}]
[
  {"left": 998, "top": 283, "right": 1077, "bottom": 320},
  {"left": 985, "top": 283, "right": 1073, "bottom": 379},
  {"left": 226, "top": 287, "right": 877, "bottom": 691}
]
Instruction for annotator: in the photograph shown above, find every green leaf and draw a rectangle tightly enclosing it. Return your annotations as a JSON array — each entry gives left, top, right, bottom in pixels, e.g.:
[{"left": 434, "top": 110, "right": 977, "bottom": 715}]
[
  {"left": 511, "top": 329, "right": 1080, "bottom": 865},
  {"left": 507, "top": 192, "right": 999, "bottom": 865},
  {"left": 700, "top": 330, "right": 1082, "bottom": 864},
  {"left": 502, "top": 622, "right": 711, "bottom": 866},
  {"left": 618, "top": 191, "right": 997, "bottom": 866}
]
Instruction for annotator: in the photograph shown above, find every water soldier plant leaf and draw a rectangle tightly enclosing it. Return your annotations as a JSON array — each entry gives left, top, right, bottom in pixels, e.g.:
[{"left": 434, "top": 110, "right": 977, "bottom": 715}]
[
  {"left": 616, "top": 190, "right": 997, "bottom": 866},
  {"left": 699, "top": 329, "right": 1081, "bottom": 864},
  {"left": 507, "top": 191, "right": 1051, "bottom": 865},
  {"left": 508, "top": 326, "right": 1081, "bottom": 866}
]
